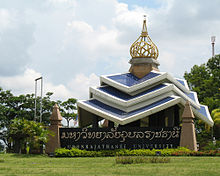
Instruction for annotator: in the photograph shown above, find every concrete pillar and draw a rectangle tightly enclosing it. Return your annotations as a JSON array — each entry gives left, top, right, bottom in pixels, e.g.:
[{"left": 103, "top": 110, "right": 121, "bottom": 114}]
[
  {"left": 129, "top": 58, "right": 159, "bottom": 78},
  {"left": 45, "top": 104, "right": 62, "bottom": 154},
  {"left": 180, "top": 101, "right": 197, "bottom": 151}
]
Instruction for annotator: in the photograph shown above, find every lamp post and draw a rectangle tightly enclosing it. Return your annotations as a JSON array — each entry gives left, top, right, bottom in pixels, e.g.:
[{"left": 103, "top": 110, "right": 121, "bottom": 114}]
[
  {"left": 210, "top": 36, "right": 217, "bottom": 142},
  {"left": 211, "top": 36, "right": 216, "bottom": 57},
  {"left": 34, "top": 77, "right": 43, "bottom": 123}
]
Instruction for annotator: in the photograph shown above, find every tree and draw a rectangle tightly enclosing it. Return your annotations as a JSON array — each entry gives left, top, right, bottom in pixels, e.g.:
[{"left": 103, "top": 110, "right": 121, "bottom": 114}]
[
  {"left": 34, "top": 92, "right": 57, "bottom": 125},
  {"left": 0, "top": 89, "right": 56, "bottom": 151},
  {"left": 184, "top": 55, "right": 220, "bottom": 112},
  {"left": 0, "top": 89, "right": 56, "bottom": 129},
  {"left": 9, "top": 118, "right": 49, "bottom": 154},
  {"left": 60, "top": 98, "right": 77, "bottom": 127},
  {"left": 184, "top": 55, "right": 220, "bottom": 147},
  {"left": 0, "top": 87, "right": 78, "bottom": 152},
  {"left": 211, "top": 109, "right": 220, "bottom": 139},
  {"left": 8, "top": 118, "right": 29, "bottom": 153}
]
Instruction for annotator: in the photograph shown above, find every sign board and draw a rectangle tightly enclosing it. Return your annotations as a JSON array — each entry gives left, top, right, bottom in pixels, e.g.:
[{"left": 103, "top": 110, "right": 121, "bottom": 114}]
[{"left": 60, "top": 127, "right": 181, "bottom": 150}]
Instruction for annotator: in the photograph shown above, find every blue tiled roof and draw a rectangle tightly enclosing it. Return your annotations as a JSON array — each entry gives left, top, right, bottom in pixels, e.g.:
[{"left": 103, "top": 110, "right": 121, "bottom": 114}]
[
  {"left": 97, "top": 84, "right": 167, "bottom": 101},
  {"left": 84, "top": 97, "right": 174, "bottom": 119},
  {"left": 186, "top": 92, "right": 197, "bottom": 102},
  {"left": 176, "top": 79, "right": 185, "bottom": 86},
  {"left": 198, "top": 105, "right": 209, "bottom": 118},
  {"left": 107, "top": 72, "right": 160, "bottom": 87},
  {"left": 176, "top": 78, "right": 189, "bottom": 89}
]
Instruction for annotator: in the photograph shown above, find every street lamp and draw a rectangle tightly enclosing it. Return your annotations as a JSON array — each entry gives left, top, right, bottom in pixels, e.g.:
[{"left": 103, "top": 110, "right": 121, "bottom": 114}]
[
  {"left": 34, "top": 77, "right": 43, "bottom": 123},
  {"left": 211, "top": 36, "right": 216, "bottom": 57}
]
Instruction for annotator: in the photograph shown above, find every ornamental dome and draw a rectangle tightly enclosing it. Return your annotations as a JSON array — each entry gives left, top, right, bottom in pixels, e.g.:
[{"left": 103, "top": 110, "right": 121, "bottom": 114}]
[{"left": 130, "top": 17, "right": 159, "bottom": 59}]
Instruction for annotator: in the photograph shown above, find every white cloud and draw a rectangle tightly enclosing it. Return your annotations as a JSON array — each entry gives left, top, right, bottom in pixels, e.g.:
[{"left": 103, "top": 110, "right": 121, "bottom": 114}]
[
  {"left": 0, "top": 0, "right": 220, "bottom": 101},
  {"left": 0, "top": 68, "right": 99, "bottom": 101},
  {"left": 0, "top": 8, "right": 35, "bottom": 76},
  {"left": 0, "top": 68, "right": 70, "bottom": 100},
  {"left": 0, "top": 68, "right": 41, "bottom": 95},
  {"left": 48, "top": 0, "right": 70, "bottom": 3},
  {"left": 67, "top": 73, "right": 99, "bottom": 100},
  {"left": 44, "top": 83, "right": 72, "bottom": 101},
  {"left": 67, "top": 20, "right": 93, "bottom": 33},
  {"left": 0, "top": 9, "right": 11, "bottom": 30},
  {"left": 159, "top": 52, "right": 176, "bottom": 72}
]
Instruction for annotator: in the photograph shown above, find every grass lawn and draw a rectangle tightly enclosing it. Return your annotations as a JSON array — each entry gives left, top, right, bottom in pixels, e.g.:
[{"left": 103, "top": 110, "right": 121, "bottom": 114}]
[{"left": 0, "top": 154, "right": 220, "bottom": 176}]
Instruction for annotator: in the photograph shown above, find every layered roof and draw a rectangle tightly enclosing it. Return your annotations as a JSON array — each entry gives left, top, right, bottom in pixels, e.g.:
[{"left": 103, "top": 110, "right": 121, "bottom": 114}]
[
  {"left": 77, "top": 17, "right": 213, "bottom": 127},
  {"left": 78, "top": 70, "right": 213, "bottom": 127}
]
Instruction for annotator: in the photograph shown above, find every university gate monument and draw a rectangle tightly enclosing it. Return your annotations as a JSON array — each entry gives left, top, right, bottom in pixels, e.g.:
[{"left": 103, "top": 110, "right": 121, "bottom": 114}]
[{"left": 46, "top": 17, "right": 213, "bottom": 154}]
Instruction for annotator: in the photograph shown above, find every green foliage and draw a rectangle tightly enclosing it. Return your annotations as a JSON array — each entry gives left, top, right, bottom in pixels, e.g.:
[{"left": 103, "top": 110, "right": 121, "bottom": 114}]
[
  {"left": 8, "top": 118, "right": 49, "bottom": 153},
  {"left": 115, "top": 147, "right": 191, "bottom": 157},
  {"left": 149, "top": 156, "right": 171, "bottom": 163},
  {"left": 184, "top": 55, "right": 220, "bottom": 142},
  {"left": 54, "top": 148, "right": 71, "bottom": 157},
  {"left": 211, "top": 109, "right": 220, "bottom": 139},
  {"left": 0, "top": 89, "right": 56, "bottom": 151},
  {"left": 202, "top": 140, "right": 220, "bottom": 150},
  {"left": 0, "top": 89, "right": 56, "bottom": 128},
  {"left": 115, "top": 149, "right": 131, "bottom": 156},
  {"left": 195, "top": 119, "right": 212, "bottom": 149},
  {"left": 9, "top": 118, "right": 29, "bottom": 153},
  {"left": 59, "top": 98, "right": 77, "bottom": 127},
  {"left": 115, "top": 156, "right": 146, "bottom": 164},
  {"left": 184, "top": 55, "right": 220, "bottom": 112},
  {"left": 55, "top": 148, "right": 102, "bottom": 157},
  {"left": 0, "top": 141, "right": 4, "bottom": 152},
  {"left": 55, "top": 147, "right": 220, "bottom": 157},
  {"left": 212, "top": 109, "right": 220, "bottom": 125},
  {"left": 55, "top": 147, "right": 192, "bottom": 157},
  {"left": 0, "top": 87, "right": 77, "bottom": 152},
  {"left": 127, "top": 149, "right": 154, "bottom": 156},
  {"left": 115, "top": 156, "right": 134, "bottom": 164},
  {"left": 115, "top": 156, "right": 171, "bottom": 164}
]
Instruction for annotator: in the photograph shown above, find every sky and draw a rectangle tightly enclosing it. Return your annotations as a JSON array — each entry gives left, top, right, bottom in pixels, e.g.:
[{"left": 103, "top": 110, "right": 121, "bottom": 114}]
[{"left": 0, "top": 0, "right": 219, "bottom": 101}]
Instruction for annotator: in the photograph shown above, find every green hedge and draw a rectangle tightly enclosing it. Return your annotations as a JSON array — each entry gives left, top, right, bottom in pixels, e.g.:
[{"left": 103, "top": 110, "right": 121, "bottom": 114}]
[
  {"left": 55, "top": 147, "right": 220, "bottom": 157},
  {"left": 55, "top": 147, "right": 197, "bottom": 157}
]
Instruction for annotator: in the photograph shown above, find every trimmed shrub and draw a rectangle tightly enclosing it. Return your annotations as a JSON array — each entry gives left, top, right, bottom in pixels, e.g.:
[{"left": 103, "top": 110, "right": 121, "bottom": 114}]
[
  {"left": 129, "top": 149, "right": 154, "bottom": 156},
  {"left": 55, "top": 148, "right": 73, "bottom": 157},
  {"left": 115, "top": 149, "right": 131, "bottom": 156},
  {"left": 149, "top": 157, "right": 170, "bottom": 163},
  {"left": 115, "top": 156, "right": 171, "bottom": 164},
  {"left": 55, "top": 147, "right": 220, "bottom": 157},
  {"left": 115, "top": 156, "right": 134, "bottom": 164}
]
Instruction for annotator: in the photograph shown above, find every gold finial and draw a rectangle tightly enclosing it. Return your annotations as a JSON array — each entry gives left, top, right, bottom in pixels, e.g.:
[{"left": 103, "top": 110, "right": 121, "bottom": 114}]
[
  {"left": 130, "top": 16, "right": 159, "bottom": 59},
  {"left": 141, "top": 15, "right": 148, "bottom": 36}
]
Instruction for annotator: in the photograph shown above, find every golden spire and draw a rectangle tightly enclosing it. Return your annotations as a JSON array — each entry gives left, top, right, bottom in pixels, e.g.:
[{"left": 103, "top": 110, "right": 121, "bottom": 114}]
[{"left": 130, "top": 16, "right": 159, "bottom": 59}]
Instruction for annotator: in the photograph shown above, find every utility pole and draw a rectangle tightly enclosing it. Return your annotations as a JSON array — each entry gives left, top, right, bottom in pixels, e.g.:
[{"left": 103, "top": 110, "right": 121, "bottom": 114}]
[
  {"left": 211, "top": 36, "right": 216, "bottom": 57},
  {"left": 34, "top": 77, "right": 43, "bottom": 123}
]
